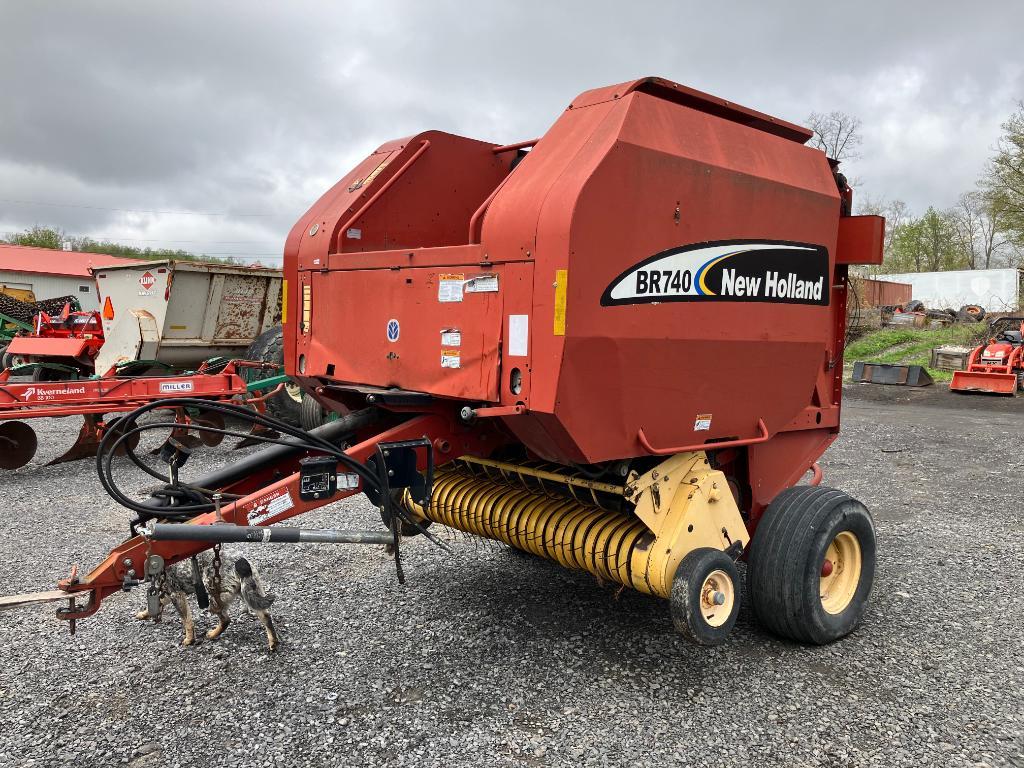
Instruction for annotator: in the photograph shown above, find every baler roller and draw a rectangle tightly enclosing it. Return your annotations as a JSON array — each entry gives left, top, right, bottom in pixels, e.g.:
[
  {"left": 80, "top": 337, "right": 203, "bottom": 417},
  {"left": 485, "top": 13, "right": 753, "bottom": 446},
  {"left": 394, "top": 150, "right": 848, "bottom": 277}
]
[
  {"left": 456, "top": 455, "right": 625, "bottom": 511},
  {"left": 418, "top": 468, "right": 653, "bottom": 592}
]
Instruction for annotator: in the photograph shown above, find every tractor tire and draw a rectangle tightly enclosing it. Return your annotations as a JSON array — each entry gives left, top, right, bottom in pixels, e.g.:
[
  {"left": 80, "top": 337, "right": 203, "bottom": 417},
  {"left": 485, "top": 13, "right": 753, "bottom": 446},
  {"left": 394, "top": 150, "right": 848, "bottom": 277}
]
[
  {"left": 670, "top": 547, "right": 741, "bottom": 646},
  {"left": 31, "top": 365, "right": 62, "bottom": 382},
  {"left": 957, "top": 305, "right": 986, "bottom": 323},
  {"left": 903, "top": 300, "right": 924, "bottom": 312},
  {"left": 748, "top": 486, "right": 875, "bottom": 645},
  {"left": 242, "top": 326, "right": 302, "bottom": 426},
  {"left": 300, "top": 393, "right": 327, "bottom": 431}
]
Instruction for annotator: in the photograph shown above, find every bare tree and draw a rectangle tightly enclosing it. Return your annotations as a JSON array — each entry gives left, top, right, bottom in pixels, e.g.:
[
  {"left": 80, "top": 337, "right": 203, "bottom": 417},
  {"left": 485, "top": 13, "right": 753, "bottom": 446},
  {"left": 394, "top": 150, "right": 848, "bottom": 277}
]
[
  {"left": 805, "top": 111, "right": 863, "bottom": 163},
  {"left": 949, "top": 191, "right": 1014, "bottom": 269},
  {"left": 856, "top": 196, "right": 908, "bottom": 269}
]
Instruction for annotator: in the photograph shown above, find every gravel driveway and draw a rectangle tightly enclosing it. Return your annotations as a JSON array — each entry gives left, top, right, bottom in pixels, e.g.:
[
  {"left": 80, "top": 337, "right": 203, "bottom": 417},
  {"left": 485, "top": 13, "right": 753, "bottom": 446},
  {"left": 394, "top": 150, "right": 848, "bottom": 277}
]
[{"left": 0, "top": 396, "right": 1021, "bottom": 768}]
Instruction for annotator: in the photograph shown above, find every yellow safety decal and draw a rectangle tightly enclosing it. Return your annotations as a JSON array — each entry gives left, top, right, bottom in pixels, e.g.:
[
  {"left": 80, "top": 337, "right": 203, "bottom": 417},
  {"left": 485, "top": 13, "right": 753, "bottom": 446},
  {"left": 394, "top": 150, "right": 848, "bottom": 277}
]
[
  {"left": 553, "top": 269, "right": 568, "bottom": 336},
  {"left": 281, "top": 279, "right": 288, "bottom": 323},
  {"left": 302, "top": 284, "right": 312, "bottom": 334}
]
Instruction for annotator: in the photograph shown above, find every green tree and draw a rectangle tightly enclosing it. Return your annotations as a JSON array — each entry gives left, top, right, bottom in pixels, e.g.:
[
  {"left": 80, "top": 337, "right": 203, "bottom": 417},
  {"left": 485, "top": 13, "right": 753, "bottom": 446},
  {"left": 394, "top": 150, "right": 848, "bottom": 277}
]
[
  {"left": 884, "top": 208, "right": 965, "bottom": 273},
  {"left": 983, "top": 103, "right": 1024, "bottom": 242},
  {"left": 2, "top": 226, "right": 228, "bottom": 263},
  {"left": 5, "top": 225, "right": 65, "bottom": 250}
]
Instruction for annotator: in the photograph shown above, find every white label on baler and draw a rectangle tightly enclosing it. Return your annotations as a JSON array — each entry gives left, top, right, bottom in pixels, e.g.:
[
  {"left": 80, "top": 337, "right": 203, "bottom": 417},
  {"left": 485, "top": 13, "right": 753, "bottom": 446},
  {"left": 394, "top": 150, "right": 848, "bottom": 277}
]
[
  {"left": 508, "top": 314, "right": 528, "bottom": 357},
  {"left": 346, "top": 228, "right": 362, "bottom": 239},
  {"left": 440, "top": 329, "right": 462, "bottom": 347},
  {"left": 337, "top": 473, "right": 360, "bottom": 490},
  {"left": 465, "top": 274, "right": 499, "bottom": 293},
  {"left": 159, "top": 380, "right": 194, "bottom": 393},
  {"left": 247, "top": 489, "right": 295, "bottom": 525},
  {"left": 694, "top": 413, "right": 712, "bottom": 431},
  {"left": 441, "top": 350, "right": 461, "bottom": 369},
  {"left": 438, "top": 274, "right": 465, "bottom": 303}
]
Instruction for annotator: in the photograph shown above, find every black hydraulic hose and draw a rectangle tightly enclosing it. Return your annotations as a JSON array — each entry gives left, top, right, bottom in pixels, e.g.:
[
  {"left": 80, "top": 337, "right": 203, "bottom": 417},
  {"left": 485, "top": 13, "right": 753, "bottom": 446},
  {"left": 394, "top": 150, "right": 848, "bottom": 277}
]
[
  {"left": 185, "top": 409, "right": 379, "bottom": 491},
  {"left": 95, "top": 399, "right": 386, "bottom": 520}
]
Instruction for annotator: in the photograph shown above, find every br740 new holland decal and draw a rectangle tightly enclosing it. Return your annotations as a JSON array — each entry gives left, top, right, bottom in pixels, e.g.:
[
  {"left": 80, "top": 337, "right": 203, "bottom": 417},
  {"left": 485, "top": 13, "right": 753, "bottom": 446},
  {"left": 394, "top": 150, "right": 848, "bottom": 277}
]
[{"left": 601, "top": 240, "right": 830, "bottom": 307}]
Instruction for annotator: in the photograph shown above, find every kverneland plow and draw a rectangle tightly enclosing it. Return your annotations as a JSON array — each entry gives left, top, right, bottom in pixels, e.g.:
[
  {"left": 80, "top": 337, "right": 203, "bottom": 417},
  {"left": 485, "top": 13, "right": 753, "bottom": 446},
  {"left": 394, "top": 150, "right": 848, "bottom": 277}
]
[{"left": 0, "top": 360, "right": 286, "bottom": 469}]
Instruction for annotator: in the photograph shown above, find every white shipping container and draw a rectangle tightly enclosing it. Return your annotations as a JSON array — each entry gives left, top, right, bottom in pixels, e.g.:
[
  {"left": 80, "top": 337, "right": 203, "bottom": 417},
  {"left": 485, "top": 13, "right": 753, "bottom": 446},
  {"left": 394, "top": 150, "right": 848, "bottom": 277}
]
[{"left": 874, "top": 268, "right": 1023, "bottom": 311}]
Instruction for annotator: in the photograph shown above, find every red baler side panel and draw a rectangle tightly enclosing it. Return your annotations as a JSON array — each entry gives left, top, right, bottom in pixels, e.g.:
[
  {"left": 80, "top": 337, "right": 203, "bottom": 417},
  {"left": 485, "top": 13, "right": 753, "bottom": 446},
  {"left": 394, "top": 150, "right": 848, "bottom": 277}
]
[
  {"left": 484, "top": 88, "right": 842, "bottom": 462},
  {"left": 283, "top": 76, "right": 871, "bottom": 499}
]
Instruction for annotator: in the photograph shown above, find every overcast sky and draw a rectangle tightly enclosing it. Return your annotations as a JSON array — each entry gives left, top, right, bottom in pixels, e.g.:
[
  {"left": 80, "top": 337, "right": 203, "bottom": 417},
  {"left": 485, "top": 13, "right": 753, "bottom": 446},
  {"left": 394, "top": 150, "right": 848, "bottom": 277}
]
[{"left": 1, "top": 1, "right": 1021, "bottom": 264}]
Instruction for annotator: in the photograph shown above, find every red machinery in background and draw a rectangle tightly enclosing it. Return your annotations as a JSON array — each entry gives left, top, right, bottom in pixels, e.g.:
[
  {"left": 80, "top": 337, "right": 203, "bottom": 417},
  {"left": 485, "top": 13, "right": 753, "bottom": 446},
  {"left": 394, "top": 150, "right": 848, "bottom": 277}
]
[
  {"left": 949, "top": 318, "right": 1024, "bottom": 395},
  {"left": 3, "top": 304, "right": 105, "bottom": 379},
  {"left": 0, "top": 360, "right": 284, "bottom": 470},
  {"left": 12, "top": 77, "right": 885, "bottom": 649}
]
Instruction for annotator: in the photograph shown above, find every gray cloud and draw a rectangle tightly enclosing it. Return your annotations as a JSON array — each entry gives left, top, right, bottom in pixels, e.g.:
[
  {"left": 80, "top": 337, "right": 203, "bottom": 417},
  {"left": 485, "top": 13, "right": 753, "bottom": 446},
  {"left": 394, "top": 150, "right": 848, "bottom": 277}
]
[{"left": 1, "top": 0, "right": 1021, "bottom": 261}]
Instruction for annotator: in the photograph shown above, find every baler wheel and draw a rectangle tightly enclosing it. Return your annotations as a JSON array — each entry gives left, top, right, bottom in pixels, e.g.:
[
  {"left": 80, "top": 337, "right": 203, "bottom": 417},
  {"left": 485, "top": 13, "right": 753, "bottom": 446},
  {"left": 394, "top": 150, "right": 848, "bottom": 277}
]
[
  {"left": 748, "top": 486, "right": 875, "bottom": 645},
  {"left": 242, "top": 326, "right": 302, "bottom": 426},
  {"left": 670, "top": 548, "right": 740, "bottom": 646}
]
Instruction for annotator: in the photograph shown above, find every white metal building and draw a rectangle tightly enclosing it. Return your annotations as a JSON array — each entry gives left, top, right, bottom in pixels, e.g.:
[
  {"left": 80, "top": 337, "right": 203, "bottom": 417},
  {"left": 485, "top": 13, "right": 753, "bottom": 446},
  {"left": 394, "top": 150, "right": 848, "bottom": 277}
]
[
  {"left": 0, "top": 244, "right": 141, "bottom": 311},
  {"left": 875, "top": 268, "right": 1024, "bottom": 311}
]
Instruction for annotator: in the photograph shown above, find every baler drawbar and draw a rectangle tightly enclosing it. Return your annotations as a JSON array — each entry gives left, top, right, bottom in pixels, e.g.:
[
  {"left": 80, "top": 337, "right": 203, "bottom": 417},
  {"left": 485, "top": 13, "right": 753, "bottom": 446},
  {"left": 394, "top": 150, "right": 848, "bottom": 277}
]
[{"left": 12, "top": 77, "right": 886, "bottom": 647}]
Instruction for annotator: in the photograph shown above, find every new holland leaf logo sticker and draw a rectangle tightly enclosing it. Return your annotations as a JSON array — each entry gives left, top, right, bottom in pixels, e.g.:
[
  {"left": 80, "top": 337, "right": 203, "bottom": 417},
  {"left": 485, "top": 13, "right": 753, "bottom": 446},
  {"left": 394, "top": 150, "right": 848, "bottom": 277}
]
[{"left": 600, "top": 240, "right": 830, "bottom": 307}]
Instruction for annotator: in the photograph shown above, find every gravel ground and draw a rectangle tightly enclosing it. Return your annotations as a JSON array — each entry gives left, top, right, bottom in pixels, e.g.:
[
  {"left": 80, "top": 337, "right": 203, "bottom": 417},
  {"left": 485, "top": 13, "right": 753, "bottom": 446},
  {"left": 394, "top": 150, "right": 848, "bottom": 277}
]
[{"left": 0, "top": 397, "right": 1021, "bottom": 768}]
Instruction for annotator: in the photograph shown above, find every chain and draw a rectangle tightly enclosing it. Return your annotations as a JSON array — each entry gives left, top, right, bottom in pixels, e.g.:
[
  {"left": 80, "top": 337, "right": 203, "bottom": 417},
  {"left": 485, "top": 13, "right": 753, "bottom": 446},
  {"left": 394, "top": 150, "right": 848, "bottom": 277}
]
[
  {"left": 147, "top": 571, "right": 170, "bottom": 623},
  {"left": 211, "top": 544, "right": 223, "bottom": 606}
]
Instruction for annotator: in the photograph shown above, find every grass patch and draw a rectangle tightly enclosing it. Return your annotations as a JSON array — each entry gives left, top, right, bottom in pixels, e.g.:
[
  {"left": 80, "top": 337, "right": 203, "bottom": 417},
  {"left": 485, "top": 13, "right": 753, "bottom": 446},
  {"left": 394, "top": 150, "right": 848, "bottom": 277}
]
[{"left": 845, "top": 323, "right": 986, "bottom": 383}]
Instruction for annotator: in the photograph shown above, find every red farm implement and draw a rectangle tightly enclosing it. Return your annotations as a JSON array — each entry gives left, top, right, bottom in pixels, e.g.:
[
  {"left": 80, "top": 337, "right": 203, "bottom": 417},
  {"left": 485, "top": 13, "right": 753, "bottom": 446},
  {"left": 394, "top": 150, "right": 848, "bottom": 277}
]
[
  {"left": 4, "top": 77, "right": 884, "bottom": 649},
  {"left": 0, "top": 360, "right": 287, "bottom": 470},
  {"left": 949, "top": 319, "right": 1024, "bottom": 395}
]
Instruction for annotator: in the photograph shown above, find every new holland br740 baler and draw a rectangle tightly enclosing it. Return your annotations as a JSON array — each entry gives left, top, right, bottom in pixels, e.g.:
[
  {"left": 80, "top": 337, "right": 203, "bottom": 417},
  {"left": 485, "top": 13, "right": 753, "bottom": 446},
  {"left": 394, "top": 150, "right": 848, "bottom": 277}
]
[{"left": 31, "top": 77, "right": 885, "bottom": 647}]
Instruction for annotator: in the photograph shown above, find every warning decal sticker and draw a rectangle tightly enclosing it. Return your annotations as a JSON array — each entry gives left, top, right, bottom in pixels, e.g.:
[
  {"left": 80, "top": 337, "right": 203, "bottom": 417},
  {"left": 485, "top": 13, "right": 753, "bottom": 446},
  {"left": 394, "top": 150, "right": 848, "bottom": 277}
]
[
  {"left": 601, "top": 240, "right": 829, "bottom": 307},
  {"left": 438, "top": 273, "right": 465, "bottom": 303},
  {"left": 246, "top": 489, "right": 295, "bottom": 525},
  {"left": 440, "top": 329, "right": 462, "bottom": 347},
  {"left": 441, "top": 349, "right": 461, "bottom": 369}
]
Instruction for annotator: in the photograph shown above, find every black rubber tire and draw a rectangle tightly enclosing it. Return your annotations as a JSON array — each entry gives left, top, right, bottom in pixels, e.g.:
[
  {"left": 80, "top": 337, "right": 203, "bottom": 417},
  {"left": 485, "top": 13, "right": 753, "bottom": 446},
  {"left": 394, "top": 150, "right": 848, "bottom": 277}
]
[
  {"left": 31, "top": 365, "right": 62, "bottom": 382},
  {"left": 242, "top": 326, "right": 302, "bottom": 426},
  {"left": 903, "top": 300, "right": 924, "bottom": 312},
  {"left": 669, "top": 547, "right": 741, "bottom": 646},
  {"left": 957, "top": 305, "right": 985, "bottom": 323},
  {"left": 748, "top": 486, "right": 875, "bottom": 645},
  {"left": 300, "top": 393, "right": 327, "bottom": 431}
]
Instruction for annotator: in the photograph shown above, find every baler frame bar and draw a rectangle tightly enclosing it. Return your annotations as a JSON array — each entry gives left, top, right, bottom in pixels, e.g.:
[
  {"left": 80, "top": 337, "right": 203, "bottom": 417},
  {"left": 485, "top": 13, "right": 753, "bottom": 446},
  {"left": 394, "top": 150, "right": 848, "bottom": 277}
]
[{"left": 53, "top": 410, "right": 497, "bottom": 626}]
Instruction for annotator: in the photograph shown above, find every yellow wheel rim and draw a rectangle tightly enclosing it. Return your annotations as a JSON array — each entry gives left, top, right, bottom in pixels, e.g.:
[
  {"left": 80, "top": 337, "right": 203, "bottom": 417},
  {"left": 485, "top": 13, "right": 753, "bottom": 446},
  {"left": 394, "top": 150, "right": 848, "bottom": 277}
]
[
  {"left": 699, "top": 569, "right": 735, "bottom": 627},
  {"left": 285, "top": 381, "right": 304, "bottom": 403},
  {"left": 820, "top": 531, "right": 862, "bottom": 614}
]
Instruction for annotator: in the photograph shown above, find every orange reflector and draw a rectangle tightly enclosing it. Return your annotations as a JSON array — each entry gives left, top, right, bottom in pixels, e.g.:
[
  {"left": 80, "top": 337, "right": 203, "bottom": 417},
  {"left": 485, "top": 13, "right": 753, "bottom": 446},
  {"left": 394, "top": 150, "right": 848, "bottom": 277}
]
[{"left": 102, "top": 297, "right": 114, "bottom": 320}]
